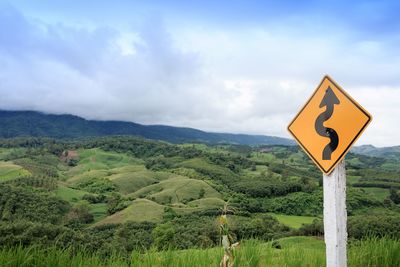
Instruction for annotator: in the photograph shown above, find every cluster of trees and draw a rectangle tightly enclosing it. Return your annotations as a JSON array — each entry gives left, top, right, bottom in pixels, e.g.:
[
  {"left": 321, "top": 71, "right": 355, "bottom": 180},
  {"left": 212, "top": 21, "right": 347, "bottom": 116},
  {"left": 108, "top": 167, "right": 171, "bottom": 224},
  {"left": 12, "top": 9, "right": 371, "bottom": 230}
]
[
  {"left": 75, "top": 178, "right": 118, "bottom": 194},
  {"left": 298, "top": 215, "right": 400, "bottom": 239},
  {"left": 231, "top": 179, "right": 303, "bottom": 198},
  {"left": 263, "top": 188, "right": 383, "bottom": 216},
  {"left": 0, "top": 184, "right": 69, "bottom": 224},
  {"left": 6, "top": 176, "right": 57, "bottom": 191},
  {"left": 353, "top": 181, "right": 400, "bottom": 189},
  {"left": 264, "top": 191, "right": 323, "bottom": 216}
]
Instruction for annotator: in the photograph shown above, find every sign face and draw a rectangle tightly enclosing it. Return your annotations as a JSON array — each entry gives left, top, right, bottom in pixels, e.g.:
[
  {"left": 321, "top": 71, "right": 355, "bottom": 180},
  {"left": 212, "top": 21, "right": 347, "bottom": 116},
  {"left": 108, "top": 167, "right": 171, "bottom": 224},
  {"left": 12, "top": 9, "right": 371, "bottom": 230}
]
[{"left": 288, "top": 75, "right": 372, "bottom": 174}]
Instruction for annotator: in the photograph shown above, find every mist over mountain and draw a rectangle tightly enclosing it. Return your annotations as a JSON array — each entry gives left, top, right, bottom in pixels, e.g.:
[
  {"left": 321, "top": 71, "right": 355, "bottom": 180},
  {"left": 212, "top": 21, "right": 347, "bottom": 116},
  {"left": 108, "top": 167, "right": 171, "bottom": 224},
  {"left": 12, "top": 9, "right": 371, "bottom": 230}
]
[{"left": 0, "top": 110, "right": 294, "bottom": 146}]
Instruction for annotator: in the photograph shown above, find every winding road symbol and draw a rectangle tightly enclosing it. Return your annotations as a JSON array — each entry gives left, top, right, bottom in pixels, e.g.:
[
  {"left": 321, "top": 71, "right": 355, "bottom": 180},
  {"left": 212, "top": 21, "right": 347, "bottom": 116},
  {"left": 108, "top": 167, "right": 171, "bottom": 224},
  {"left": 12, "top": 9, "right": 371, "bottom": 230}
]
[
  {"left": 287, "top": 75, "right": 372, "bottom": 174},
  {"left": 315, "top": 87, "right": 340, "bottom": 160}
]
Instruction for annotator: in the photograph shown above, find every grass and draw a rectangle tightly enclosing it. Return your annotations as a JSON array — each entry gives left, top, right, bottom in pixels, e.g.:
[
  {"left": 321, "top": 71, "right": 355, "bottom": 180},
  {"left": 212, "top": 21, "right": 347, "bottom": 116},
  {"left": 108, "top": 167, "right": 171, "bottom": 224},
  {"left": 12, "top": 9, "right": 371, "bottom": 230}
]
[
  {"left": 129, "top": 175, "right": 221, "bottom": 205},
  {"left": 361, "top": 187, "right": 389, "bottom": 201},
  {"left": 0, "top": 236, "right": 398, "bottom": 267},
  {"left": 250, "top": 151, "right": 276, "bottom": 162},
  {"left": 109, "top": 170, "right": 172, "bottom": 195},
  {"left": 64, "top": 149, "right": 177, "bottom": 196},
  {"left": 90, "top": 203, "right": 108, "bottom": 222},
  {"left": 56, "top": 185, "right": 87, "bottom": 202},
  {"left": 178, "top": 158, "right": 235, "bottom": 178},
  {"left": 346, "top": 175, "right": 361, "bottom": 184},
  {"left": 65, "top": 148, "right": 143, "bottom": 178},
  {"left": 0, "top": 161, "right": 31, "bottom": 182},
  {"left": 95, "top": 199, "right": 165, "bottom": 225},
  {"left": 278, "top": 236, "right": 324, "bottom": 249},
  {"left": 56, "top": 184, "right": 108, "bottom": 222},
  {"left": 270, "top": 214, "right": 317, "bottom": 229}
]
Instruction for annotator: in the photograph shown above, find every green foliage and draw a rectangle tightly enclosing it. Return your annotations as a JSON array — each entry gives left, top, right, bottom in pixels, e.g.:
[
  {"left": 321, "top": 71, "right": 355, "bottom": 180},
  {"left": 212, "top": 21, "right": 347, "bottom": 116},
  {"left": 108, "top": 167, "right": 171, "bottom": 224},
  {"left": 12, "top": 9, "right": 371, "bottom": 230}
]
[
  {"left": 75, "top": 178, "right": 117, "bottom": 194},
  {"left": 0, "top": 184, "right": 69, "bottom": 224},
  {"left": 14, "top": 155, "right": 60, "bottom": 178},
  {"left": 346, "top": 188, "right": 382, "bottom": 214},
  {"left": 348, "top": 215, "right": 400, "bottom": 239},
  {"left": 0, "top": 221, "right": 89, "bottom": 250},
  {"left": 112, "top": 222, "right": 155, "bottom": 252},
  {"left": 82, "top": 194, "right": 106, "bottom": 204},
  {"left": 56, "top": 186, "right": 87, "bottom": 203},
  {"left": 152, "top": 223, "right": 175, "bottom": 250},
  {"left": 67, "top": 159, "right": 78, "bottom": 167},
  {"left": 66, "top": 201, "right": 94, "bottom": 225},
  {"left": 231, "top": 178, "right": 303, "bottom": 198},
  {"left": 298, "top": 219, "right": 324, "bottom": 236},
  {"left": 264, "top": 191, "right": 323, "bottom": 216},
  {"left": 0, "top": 136, "right": 399, "bottom": 256},
  {"left": 6, "top": 176, "right": 57, "bottom": 191},
  {"left": 0, "top": 161, "right": 31, "bottom": 182},
  {"left": 353, "top": 181, "right": 400, "bottom": 189},
  {"left": 106, "top": 193, "right": 128, "bottom": 215},
  {"left": 0, "top": 236, "right": 398, "bottom": 267},
  {"left": 231, "top": 214, "right": 290, "bottom": 240},
  {"left": 231, "top": 194, "right": 264, "bottom": 213},
  {"left": 145, "top": 156, "right": 175, "bottom": 171},
  {"left": 389, "top": 188, "right": 400, "bottom": 204},
  {"left": 271, "top": 214, "right": 317, "bottom": 229}
]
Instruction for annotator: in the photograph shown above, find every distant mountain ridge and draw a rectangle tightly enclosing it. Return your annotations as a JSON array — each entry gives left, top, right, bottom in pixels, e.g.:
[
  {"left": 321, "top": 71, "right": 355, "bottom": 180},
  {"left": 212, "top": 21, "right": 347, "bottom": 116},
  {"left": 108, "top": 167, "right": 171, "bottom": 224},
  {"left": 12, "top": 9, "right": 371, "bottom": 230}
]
[
  {"left": 351, "top": 144, "right": 400, "bottom": 158},
  {"left": 0, "top": 110, "right": 295, "bottom": 145}
]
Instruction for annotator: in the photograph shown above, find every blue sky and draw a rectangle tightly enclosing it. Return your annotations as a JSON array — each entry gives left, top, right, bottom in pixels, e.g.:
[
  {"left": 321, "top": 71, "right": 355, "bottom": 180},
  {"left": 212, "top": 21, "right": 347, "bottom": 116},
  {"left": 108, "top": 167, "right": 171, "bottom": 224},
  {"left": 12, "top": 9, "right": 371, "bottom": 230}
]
[{"left": 1, "top": 1, "right": 400, "bottom": 146}]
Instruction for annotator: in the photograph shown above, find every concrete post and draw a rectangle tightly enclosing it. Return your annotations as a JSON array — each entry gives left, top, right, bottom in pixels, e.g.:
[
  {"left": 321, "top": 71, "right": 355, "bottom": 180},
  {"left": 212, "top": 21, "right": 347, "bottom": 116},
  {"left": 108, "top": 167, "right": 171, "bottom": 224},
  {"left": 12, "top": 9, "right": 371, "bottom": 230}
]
[{"left": 323, "top": 160, "right": 347, "bottom": 267}]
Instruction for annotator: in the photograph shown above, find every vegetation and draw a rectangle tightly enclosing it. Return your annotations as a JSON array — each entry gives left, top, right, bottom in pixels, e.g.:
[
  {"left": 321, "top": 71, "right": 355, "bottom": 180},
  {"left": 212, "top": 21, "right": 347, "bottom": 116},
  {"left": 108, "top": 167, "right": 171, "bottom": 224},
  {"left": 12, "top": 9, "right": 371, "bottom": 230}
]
[
  {"left": 0, "top": 136, "right": 399, "bottom": 264},
  {"left": 0, "top": 236, "right": 398, "bottom": 267}
]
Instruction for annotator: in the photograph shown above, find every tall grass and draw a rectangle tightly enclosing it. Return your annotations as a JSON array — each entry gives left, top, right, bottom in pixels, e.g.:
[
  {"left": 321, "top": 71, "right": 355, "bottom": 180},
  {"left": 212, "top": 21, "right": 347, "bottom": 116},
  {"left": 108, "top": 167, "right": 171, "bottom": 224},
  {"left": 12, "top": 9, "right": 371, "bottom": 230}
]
[
  {"left": 349, "top": 236, "right": 400, "bottom": 267},
  {"left": 0, "top": 237, "right": 398, "bottom": 267}
]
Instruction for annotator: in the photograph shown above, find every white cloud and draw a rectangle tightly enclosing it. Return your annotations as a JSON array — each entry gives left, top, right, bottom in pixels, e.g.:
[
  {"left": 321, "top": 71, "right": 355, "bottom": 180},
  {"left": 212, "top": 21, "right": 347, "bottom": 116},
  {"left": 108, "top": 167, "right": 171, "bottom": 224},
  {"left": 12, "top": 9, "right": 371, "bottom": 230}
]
[{"left": 0, "top": 5, "right": 400, "bottom": 147}]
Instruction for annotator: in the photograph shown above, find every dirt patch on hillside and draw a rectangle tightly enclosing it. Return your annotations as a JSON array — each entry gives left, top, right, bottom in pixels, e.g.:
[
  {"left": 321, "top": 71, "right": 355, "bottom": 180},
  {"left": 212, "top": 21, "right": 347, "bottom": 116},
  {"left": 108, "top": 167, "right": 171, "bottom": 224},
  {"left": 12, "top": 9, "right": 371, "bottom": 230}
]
[{"left": 60, "top": 150, "right": 79, "bottom": 162}]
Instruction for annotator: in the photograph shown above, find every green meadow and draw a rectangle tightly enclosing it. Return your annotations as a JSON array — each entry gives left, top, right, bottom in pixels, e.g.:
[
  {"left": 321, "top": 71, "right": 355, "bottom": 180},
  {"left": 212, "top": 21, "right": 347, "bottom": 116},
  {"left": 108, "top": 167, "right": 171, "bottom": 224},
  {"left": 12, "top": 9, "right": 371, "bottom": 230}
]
[{"left": 0, "top": 237, "right": 398, "bottom": 267}]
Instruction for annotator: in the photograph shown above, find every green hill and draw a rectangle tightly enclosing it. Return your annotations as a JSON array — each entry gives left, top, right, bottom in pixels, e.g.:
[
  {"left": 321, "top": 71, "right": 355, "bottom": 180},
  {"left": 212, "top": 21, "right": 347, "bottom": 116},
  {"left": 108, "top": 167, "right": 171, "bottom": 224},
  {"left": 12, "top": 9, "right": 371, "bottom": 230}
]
[{"left": 0, "top": 136, "right": 399, "bottom": 258}]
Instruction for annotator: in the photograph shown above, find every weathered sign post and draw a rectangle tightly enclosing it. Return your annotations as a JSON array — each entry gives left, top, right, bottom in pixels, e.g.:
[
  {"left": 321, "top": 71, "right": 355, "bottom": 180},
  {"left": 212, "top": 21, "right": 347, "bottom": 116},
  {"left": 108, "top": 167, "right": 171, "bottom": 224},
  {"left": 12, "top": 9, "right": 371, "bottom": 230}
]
[{"left": 287, "top": 75, "right": 372, "bottom": 267}]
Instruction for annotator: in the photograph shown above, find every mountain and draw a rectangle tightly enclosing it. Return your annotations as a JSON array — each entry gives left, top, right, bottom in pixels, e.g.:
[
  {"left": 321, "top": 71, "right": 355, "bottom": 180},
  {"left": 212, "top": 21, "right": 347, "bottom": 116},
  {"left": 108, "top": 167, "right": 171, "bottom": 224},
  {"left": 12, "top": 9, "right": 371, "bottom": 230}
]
[
  {"left": 0, "top": 110, "right": 294, "bottom": 145},
  {"left": 351, "top": 144, "right": 400, "bottom": 159}
]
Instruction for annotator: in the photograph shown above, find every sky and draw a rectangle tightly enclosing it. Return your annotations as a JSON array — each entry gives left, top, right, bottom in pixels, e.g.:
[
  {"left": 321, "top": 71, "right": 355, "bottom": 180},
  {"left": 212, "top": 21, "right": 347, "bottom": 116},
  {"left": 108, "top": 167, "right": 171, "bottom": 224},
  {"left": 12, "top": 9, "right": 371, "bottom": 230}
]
[{"left": 0, "top": 1, "right": 400, "bottom": 146}]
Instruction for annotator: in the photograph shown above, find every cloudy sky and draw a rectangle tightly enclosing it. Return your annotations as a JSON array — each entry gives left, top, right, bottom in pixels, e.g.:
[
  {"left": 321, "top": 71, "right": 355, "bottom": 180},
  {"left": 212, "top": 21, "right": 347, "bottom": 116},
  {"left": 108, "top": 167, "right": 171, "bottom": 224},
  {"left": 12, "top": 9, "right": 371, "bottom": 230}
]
[{"left": 0, "top": 1, "right": 399, "bottom": 146}]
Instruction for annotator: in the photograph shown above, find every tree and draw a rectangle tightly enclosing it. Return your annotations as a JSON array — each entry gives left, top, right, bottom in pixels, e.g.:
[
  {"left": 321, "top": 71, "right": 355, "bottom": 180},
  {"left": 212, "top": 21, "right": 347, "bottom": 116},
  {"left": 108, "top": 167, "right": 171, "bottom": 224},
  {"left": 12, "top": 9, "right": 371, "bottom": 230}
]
[
  {"left": 389, "top": 188, "right": 400, "bottom": 204},
  {"left": 66, "top": 201, "right": 94, "bottom": 225},
  {"left": 199, "top": 188, "right": 206, "bottom": 198},
  {"left": 152, "top": 223, "right": 175, "bottom": 249}
]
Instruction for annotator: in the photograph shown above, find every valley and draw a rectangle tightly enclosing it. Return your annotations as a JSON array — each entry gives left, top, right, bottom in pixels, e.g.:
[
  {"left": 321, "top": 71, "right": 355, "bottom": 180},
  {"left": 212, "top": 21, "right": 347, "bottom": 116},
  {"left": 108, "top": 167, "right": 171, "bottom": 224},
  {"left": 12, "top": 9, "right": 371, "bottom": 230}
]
[{"left": 0, "top": 136, "right": 399, "bottom": 265}]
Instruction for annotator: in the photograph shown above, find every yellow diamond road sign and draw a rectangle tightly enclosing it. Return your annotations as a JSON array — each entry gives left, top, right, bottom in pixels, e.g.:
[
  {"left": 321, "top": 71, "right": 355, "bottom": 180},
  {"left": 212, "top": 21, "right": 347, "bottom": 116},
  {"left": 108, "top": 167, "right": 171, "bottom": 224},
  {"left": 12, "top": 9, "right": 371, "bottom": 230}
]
[{"left": 288, "top": 75, "right": 372, "bottom": 174}]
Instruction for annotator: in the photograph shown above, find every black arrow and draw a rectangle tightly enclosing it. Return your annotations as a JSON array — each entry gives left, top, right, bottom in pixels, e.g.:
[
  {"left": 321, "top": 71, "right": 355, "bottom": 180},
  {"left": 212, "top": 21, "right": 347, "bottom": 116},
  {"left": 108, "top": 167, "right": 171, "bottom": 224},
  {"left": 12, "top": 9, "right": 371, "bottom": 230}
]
[{"left": 314, "top": 86, "right": 340, "bottom": 160}]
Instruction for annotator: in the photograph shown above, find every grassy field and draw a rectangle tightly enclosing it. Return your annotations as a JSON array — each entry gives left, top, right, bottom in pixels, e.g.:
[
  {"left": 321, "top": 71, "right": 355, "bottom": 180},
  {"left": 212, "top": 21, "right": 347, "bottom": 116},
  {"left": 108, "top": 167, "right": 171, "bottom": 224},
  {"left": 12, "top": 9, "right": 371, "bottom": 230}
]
[
  {"left": 56, "top": 148, "right": 230, "bottom": 224},
  {"left": 56, "top": 185, "right": 88, "bottom": 202},
  {"left": 96, "top": 199, "right": 165, "bottom": 225},
  {"left": 90, "top": 203, "right": 108, "bottom": 222},
  {"left": 0, "top": 161, "right": 31, "bottom": 182},
  {"left": 56, "top": 184, "right": 109, "bottom": 222},
  {"left": 130, "top": 175, "right": 221, "bottom": 204},
  {"left": 65, "top": 148, "right": 144, "bottom": 179},
  {"left": 361, "top": 187, "right": 390, "bottom": 201},
  {"left": 0, "top": 237, "right": 398, "bottom": 267},
  {"left": 270, "top": 214, "right": 317, "bottom": 229}
]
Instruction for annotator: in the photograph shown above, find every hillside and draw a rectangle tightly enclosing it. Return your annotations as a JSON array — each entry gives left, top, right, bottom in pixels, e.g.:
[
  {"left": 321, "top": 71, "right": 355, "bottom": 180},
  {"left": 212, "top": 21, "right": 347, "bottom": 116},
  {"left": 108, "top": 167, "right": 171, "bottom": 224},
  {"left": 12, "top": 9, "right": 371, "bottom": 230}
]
[
  {"left": 0, "top": 136, "right": 399, "bottom": 257},
  {"left": 0, "top": 110, "right": 294, "bottom": 145},
  {"left": 352, "top": 144, "right": 400, "bottom": 159}
]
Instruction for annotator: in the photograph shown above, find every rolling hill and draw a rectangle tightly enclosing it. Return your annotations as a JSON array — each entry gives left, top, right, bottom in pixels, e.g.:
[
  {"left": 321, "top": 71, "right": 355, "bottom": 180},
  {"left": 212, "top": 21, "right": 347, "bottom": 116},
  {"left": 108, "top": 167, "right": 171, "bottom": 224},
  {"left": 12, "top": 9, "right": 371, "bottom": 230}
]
[
  {"left": 0, "top": 110, "right": 294, "bottom": 145},
  {"left": 0, "top": 136, "right": 399, "bottom": 259}
]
